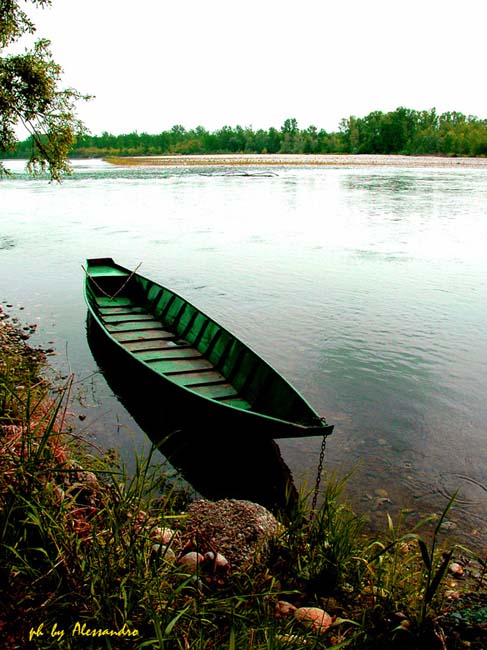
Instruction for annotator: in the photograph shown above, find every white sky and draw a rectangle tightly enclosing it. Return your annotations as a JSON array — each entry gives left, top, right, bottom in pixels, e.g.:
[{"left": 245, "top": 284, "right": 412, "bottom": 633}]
[{"left": 21, "top": 0, "right": 487, "bottom": 135}]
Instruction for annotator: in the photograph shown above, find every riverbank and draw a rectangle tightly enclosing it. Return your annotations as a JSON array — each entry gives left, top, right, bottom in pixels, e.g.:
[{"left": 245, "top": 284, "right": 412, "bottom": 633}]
[
  {"left": 104, "top": 153, "right": 487, "bottom": 168},
  {"left": 1, "top": 308, "right": 487, "bottom": 648}
]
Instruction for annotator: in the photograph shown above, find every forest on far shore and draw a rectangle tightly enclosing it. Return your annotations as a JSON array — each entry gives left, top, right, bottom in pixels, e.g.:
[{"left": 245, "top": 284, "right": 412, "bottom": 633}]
[{"left": 4, "top": 107, "right": 487, "bottom": 159}]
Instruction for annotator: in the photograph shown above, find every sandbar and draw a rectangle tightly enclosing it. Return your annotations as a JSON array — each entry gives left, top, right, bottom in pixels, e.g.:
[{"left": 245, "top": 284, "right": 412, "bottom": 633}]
[{"left": 105, "top": 153, "right": 487, "bottom": 168}]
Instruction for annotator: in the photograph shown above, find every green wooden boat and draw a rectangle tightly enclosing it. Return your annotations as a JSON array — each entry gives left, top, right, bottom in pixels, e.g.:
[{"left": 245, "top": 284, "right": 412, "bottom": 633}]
[{"left": 84, "top": 258, "right": 334, "bottom": 439}]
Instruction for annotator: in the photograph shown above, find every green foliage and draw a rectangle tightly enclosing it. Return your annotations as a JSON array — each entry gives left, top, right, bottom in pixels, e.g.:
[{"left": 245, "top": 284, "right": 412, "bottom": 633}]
[
  {"left": 7, "top": 107, "right": 481, "bottom": 161},
  {"left": 271, "top": 471, "right": 364, "bottom": 598},
  {"left": 63, "top": 119, "right": 337, "bottom": 159},
  {"left": 339, "top": 106, "right": 487, "bottom": 157},
  {"left": 0, "top": 0, "right": 89, "bottom": 180}
]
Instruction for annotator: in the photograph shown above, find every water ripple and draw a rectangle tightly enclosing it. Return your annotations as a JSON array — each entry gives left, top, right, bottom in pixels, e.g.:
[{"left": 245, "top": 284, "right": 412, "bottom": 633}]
[{"left": 438, "top": 473, "right": 487, "bottom": 507}]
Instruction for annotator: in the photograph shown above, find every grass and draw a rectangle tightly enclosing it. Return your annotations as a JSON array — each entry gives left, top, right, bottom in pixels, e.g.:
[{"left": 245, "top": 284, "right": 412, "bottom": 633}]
[{"left": 1, "top": 319, "right": 486, "bottom": 649}]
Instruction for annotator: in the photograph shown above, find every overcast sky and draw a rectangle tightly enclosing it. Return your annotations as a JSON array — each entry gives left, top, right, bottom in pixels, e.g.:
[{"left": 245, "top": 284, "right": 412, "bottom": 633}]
[{"left": 23, "top": 0, "right": 487, "bottom": 135}]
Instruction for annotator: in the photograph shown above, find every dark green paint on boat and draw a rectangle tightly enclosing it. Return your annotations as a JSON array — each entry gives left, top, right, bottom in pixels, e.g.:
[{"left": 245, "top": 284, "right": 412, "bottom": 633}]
[{"left": 84, "top": 257, "right": 334, "bottom": 439}]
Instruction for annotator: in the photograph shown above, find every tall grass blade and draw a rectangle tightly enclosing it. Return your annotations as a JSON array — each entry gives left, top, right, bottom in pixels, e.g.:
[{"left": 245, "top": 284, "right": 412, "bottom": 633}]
[
  {"left": 417, "top": 538, "right": 432, "bottom": 571},
  {"left": 434, "top": 491, "right": 458, "bottom": 538},
  {"left": 425, "top": 549, "right": 454, "bottom": 605},
  {"left": 151, "top": 615, "right": 165, "bottom": 647},
  {"left": 164, "top": 605, "right": 190, "bottom": 637},
  {"left": 228, "top": 626, "right": 236, "bottom": 650}
]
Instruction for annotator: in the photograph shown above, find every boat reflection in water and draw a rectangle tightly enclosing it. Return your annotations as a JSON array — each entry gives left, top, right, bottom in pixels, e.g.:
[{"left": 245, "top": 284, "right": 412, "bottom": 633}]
[{"left": 87, "top": 314, "right": 298, "bottom": 515}]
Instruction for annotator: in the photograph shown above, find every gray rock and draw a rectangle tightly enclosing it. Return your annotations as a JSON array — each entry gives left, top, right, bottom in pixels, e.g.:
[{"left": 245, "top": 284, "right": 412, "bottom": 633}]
[{"left": 180, "top": 498, "right": 282, "bottom": 571}]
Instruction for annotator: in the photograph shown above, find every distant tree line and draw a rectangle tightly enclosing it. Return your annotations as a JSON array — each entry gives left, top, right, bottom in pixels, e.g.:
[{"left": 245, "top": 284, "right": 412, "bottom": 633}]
[
  {"left": 339, "top": 108, "right": 487, "bottom": 156},
  {"left": 3, "top": 108, "right": 487, "bottom": 159}
]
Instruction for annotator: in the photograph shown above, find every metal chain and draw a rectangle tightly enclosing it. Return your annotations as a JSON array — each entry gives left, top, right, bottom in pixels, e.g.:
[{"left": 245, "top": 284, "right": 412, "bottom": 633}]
[
  {"left": 82, "top": 262, "right": 142, "bottom": 300},
  {"left": 311, "top": 432, "right": 328, "bottom": 514}
]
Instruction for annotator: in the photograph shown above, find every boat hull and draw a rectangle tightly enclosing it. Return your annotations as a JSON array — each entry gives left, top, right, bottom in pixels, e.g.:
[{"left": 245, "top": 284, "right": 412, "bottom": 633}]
[
  {"left": 87, "top": 314, "right": 299, "bottom": 514},
  {"left": 84, "top": 258, "right": 334, "bottom": 440}
]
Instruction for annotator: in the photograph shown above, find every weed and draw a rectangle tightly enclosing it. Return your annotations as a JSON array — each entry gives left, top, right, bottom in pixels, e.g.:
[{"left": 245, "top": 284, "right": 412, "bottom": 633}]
[{"left": 0, "top": 324, "right": 485, "bottom": 648}]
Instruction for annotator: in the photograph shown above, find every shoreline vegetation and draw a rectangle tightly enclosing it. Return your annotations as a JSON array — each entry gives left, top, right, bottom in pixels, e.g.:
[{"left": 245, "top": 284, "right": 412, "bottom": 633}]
[
  {"left": 1, "top": 307, "right": 487, "bottom": 648},
  {"left": 3, "top": 108, "right": 487, "bottom": 166}
]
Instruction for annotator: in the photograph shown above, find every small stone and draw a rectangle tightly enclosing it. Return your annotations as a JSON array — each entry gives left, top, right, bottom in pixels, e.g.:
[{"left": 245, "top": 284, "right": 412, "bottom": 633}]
[
  {"left": 204, "top": 551, "right": 229, "bottom": 569},
  {"left": 179, "top": 552, "right": 204, "bottom": 572},
  {"left": 275, "top": 600, "right": 296, "bottom": 618},
  {"left": 150, "top": 526, "right": 176, "bottom": 545},
  {"left": 84, "top": 471, "right": 99, "bottom": 488},
  {"left": 131, "top": 510, "right": 149, "bottom": 533},
  {"left": 152, "top": 544, "right": 176, "bottom": 562},
  {"left": 449, "top": 562, "right": 464, "bottom": 576},
  {"left": 294, "top": 607, "right": 333, "bottom": 634}
]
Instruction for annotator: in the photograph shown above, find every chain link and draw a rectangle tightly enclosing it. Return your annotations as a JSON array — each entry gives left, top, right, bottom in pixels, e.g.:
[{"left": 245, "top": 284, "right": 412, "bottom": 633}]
[
  {"left": 311, "top": 432, "right": 328, "bottom": 514},
  {"left": 82, "top": 262, "right": 142, "bottom": 300}
]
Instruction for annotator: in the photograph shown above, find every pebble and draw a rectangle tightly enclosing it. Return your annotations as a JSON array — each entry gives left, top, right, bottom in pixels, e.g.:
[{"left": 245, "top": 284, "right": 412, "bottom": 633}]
[
  {"left": 449, "top": 562, "right": 464, "bottom": 576},
  {"left": 275, "top": 601, "right": 297, "bottom": 618},
  {"left": 204, "top": 551, "right": 229, "bottom": 570},
  {"left": 152, "top": 544, "right": 176, "bottom": 563},
  {"left": 178, "top": 552, "right": 204, "bottom": 572},
  {"left": 150, "top": 526, "right": 176, "bottom": 545},
  {"left": 294, "top": 607, "right": 333, "bottom": 634}
]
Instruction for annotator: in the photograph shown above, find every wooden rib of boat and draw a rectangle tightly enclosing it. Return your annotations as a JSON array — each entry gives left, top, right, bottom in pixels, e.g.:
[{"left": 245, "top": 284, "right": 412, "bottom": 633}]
[{"left": 84, "top": 258, "right": 334, "bottom": 439}]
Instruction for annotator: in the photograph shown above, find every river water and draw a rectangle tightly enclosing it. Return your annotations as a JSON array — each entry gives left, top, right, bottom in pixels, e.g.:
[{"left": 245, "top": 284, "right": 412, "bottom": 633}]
[{"left": 1, "top": 159, "right": 486, "bottom": 542}]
